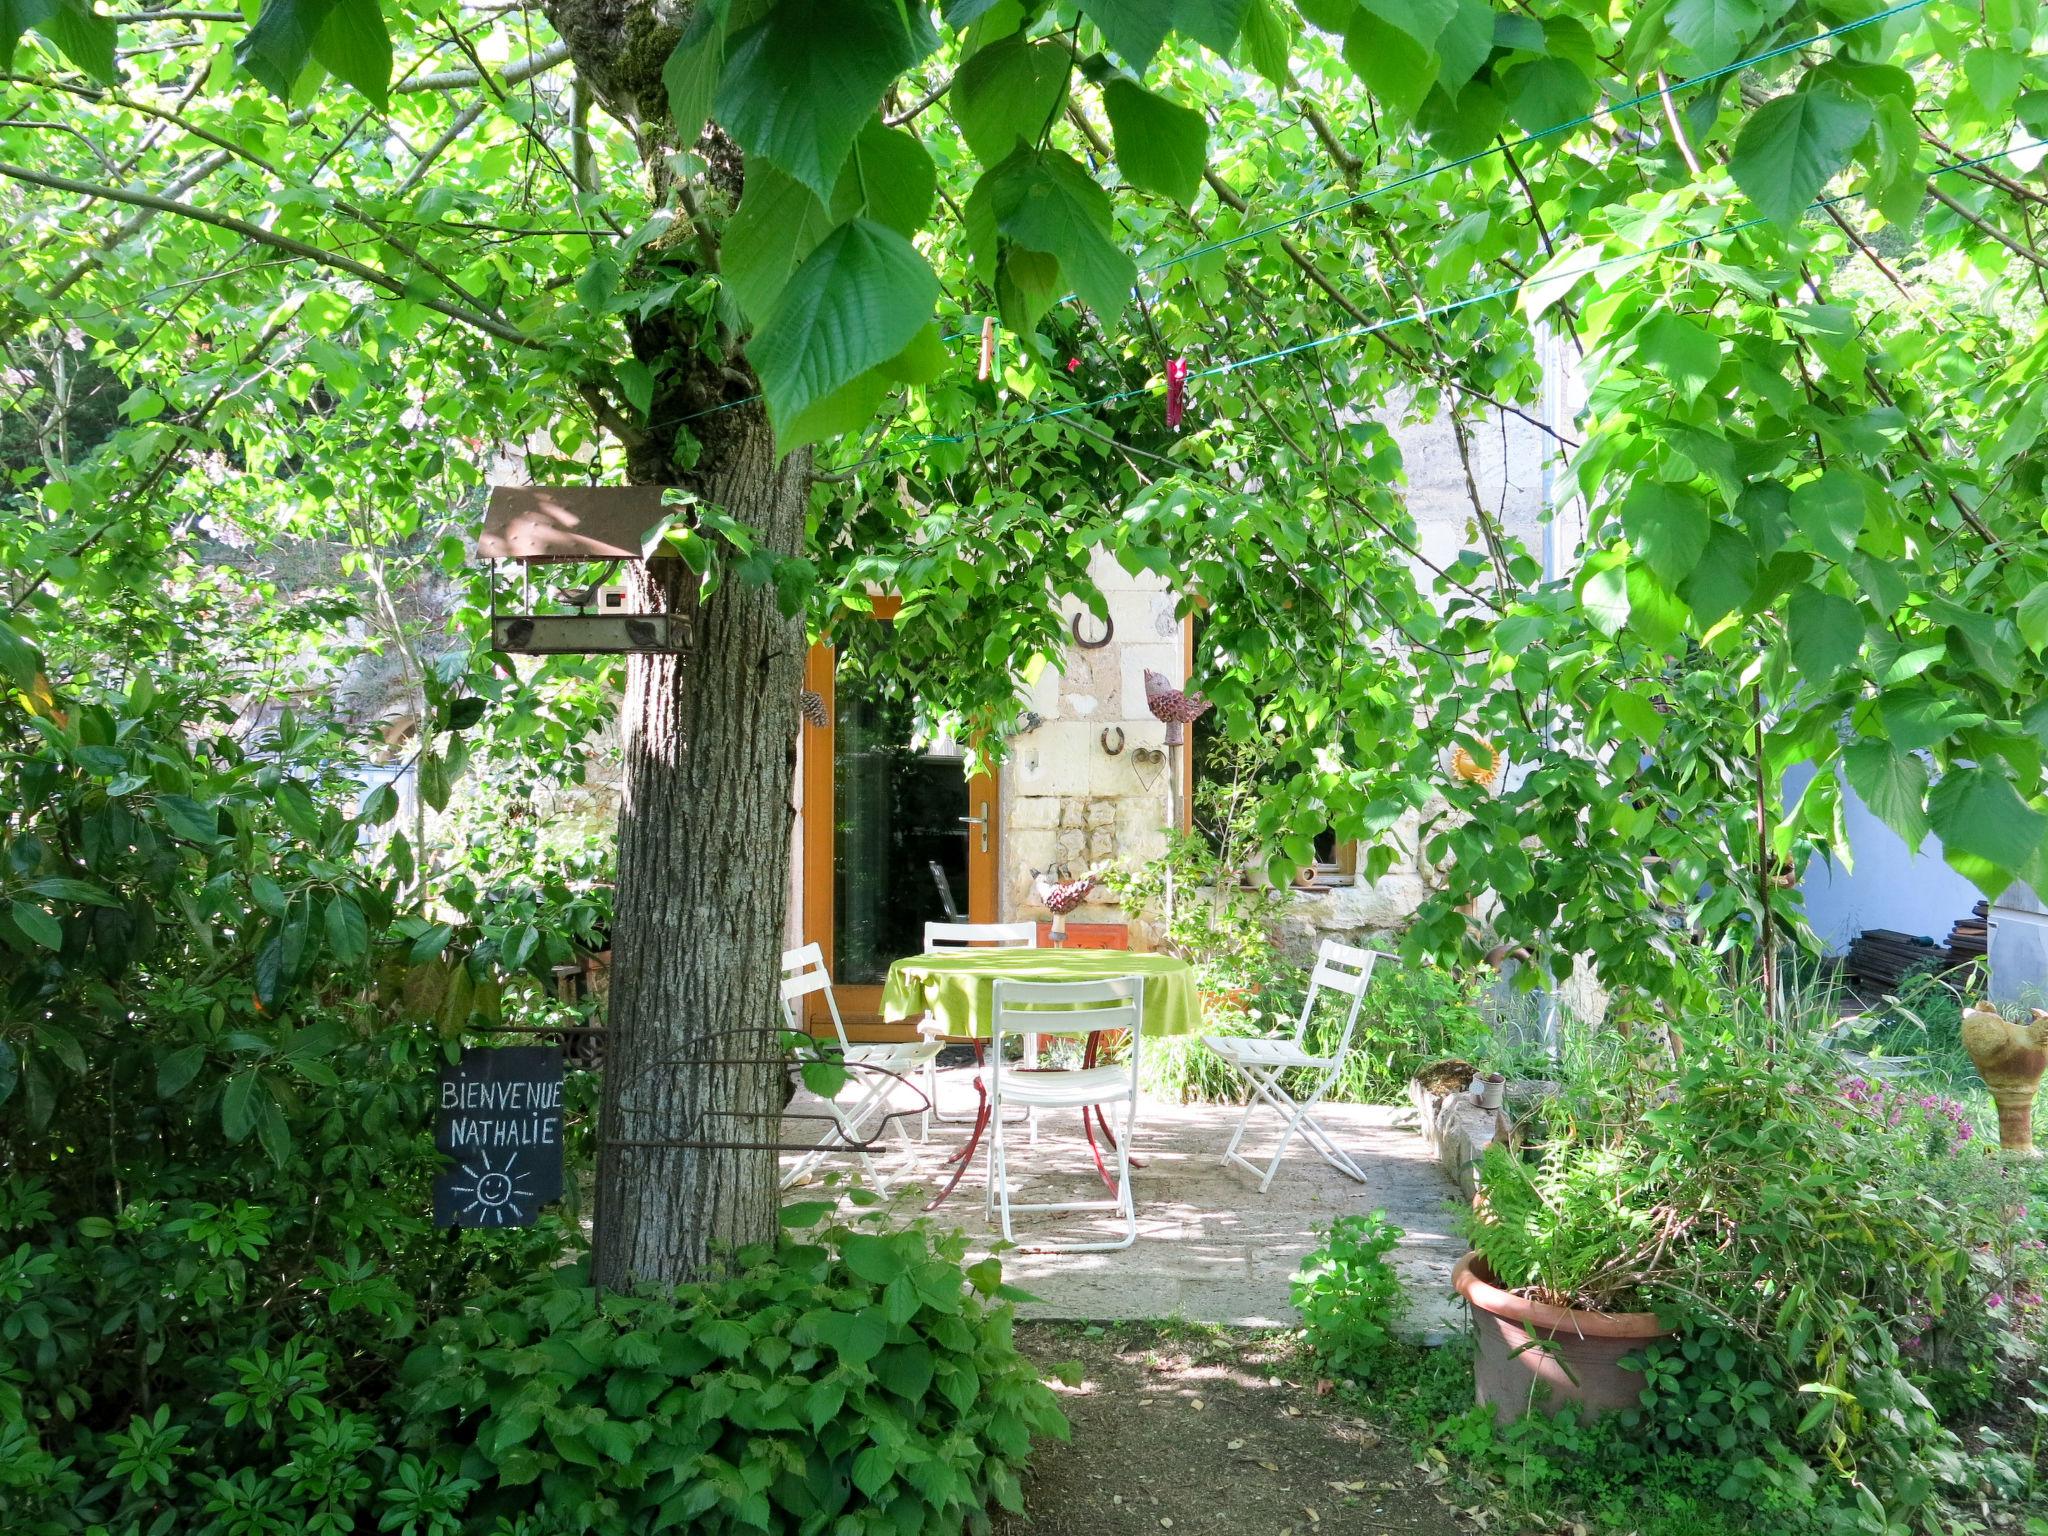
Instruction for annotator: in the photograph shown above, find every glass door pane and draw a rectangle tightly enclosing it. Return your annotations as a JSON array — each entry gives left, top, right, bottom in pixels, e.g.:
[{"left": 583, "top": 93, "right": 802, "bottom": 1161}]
[{"left": 831, "top": 676, "right": 971, "bottom": 986}]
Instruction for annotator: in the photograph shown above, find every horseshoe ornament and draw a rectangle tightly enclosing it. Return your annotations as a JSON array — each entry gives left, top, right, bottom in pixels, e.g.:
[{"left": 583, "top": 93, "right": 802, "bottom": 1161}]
[{"left": 1070, "top": 611, "right": 1114, "bottom": 650}]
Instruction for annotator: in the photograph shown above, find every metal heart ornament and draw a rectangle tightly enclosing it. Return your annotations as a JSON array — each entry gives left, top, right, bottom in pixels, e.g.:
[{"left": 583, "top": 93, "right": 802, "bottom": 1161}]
[{"left": 1143, "top": 668, "right": 1212, "bottom": 746}]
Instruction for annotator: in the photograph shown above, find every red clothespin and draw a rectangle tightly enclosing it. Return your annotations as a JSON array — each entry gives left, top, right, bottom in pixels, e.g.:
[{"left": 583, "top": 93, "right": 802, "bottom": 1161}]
[
  {"left": 1067, "top": 356, "right": 1081, "bottom": 373},
  {"left": 978, "top": 315, "right": 997, "bottom": 382},
  {"left": 1166, "top": 357, "right": 1188, "bottom": 430}
]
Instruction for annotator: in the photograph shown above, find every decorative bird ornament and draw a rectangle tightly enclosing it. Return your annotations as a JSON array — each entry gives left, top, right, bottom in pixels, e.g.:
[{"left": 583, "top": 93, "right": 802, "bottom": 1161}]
[
  {"left": 1143, "top": 668, "right": 1211, "bottom": 747},
  {"left": 1030, "top": 867, "right": 1100, "bottom": 947}
]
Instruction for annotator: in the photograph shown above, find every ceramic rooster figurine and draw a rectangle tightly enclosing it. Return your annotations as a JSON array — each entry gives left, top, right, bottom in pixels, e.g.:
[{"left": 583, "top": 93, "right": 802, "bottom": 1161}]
[
  {"left": 1143, "top": 668, "right": 1212, "bottom": 747},
  {"left": 1961, "top": 1001, "right": 2048, "bottom": 1153},
  {"left": 1030, "top": 868, "right": 1099, "bottom": 948}
]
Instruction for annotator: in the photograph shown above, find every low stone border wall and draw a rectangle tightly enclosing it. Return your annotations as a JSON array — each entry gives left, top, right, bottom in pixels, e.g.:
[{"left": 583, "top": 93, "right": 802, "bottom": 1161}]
[{"left": 1408, "top": 1071, "right": 1558, "bottom": 1197}]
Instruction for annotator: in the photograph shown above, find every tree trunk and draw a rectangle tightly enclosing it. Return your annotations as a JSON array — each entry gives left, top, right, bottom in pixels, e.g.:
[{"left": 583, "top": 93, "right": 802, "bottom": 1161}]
[
  {"left": 590, "top": 404, "right": 809, "bottom": 1291},
  {"left": 539, "top": 0, "right": 811, "bottom": 1289}
]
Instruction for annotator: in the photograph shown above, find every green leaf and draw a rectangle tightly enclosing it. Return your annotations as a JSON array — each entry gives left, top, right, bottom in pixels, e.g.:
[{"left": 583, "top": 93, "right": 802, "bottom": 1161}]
[
  {"left": 1503, "top": 56, "right": 1596, "bottom": 137},
  {"left": 1679, "top": 525, "right": 1758, "bottom": 627},
  {"left": 664, "top": 0, "right": 730, "bottom": 148},
  {"left": 1434, "top": 0, "right": 1494, "bottom": 95},
  {"left": 952, "top": 33, "right": 1070, "bottom": 164},
  {"left": 1634, "top": 312, "right": 1720, "bottom": 404},
  {"left": 1619, "top": 482, "right": 1711, "bottom": 589},
  {"left": 715, "top": 0, "right": 938, "bottom": 201},
  {"left": 236, "top": 0, "right": 336, "bottom": 100},
  {"left": 725, "top": 163, "right": 837, "bottom": 326},
  {"left": 1102, "top": 80, "right": 1208, "bottom": 203},
  {"left": 418, "top": 751, "right": 452, "bottom": 812},
  {"left": 1729, "top": 86, "right": 1873, "bottom": 226},
  {"left": 352, "top": 785, "right": 396, "bottom": 832},
  {"left": 1577, "top": 551, "right": 1630, "bottom": 637},
  {"left": 2016, "top": 584, "right": 2048, "bottom": 653},
  {"left": 1606, "top": 689, "right": 1666, "bottom": 748},
  {"left": 1343, "top": 8, "right": 1438, "bottom": 125},
  {"left": 1928, "top": 766, "right": 2045, "bottom": 888},
  {"left": 1665, "top": 0, "right": 1763, "bottom": 69},
  {"left": 10, "top": 899, "right": 61, "bottom": 951},
  {"left": 1357, "top": 0, "right": 1458, "bottom": 50},
  {"left": 1788, "top": 471, "right": 1865, "bottom": 561},
  {"left": 1236, "top": 0, "right": 1294, "bottom": 85},
  {"left": 0, "top": 1041, "right": 20, "bottom": 1107},
  {"left": 11, "top": 0, "right": 116, "bottom": 83},
  {"left": 0, "top": 617, "right": 39, "bottom": 691},
  {"left": 311, "top": 0, "right": 392, "bottom": 108},
  {"left": 814, "top": 1308, "right": 888, "bottom": 1365},
  {"left": 324, "top": 895, "right": 369, "bottom": 962},
  {"left": 779, "top": 1200, "right": 835, "bottom": 1228},
  {"left": 750, "top": 218, "right": 940, "bottom": 448},
  {"left": 833, "top": 118, "right": 937, "bottom": 239},
  {"left": 157, "top": 793, "right": 224, "bottom": 844},
  {"left": 157, "top": 1043, "right": 206, "bottom": 1099},
  {"left": 24, "top": 876, "right": 119, "bottom": 907},
  {"left": 221, "top": 1070, "right": 260, "bottom": 1142},
  {"left": 1168, "top": 0, "right": 1243, "bottom": 53},
  {"left": 840, "top": 1232, "right": 912, "bottom": 1284},
  {"left": 255, "top": 1096, "right": 291, "bottom": 1167},
  {"left": 1786, "top": 585, "right": 1863, "bottom": 684},
  {"left": 966, "top": 146, "right": 1136, "bottom": 325},
  {"left": 1087, "top": 0, "right": 1177, "bottom": 68},
  {"left": 1843, "top": 741, "right": 1929, "bottom": 848}
]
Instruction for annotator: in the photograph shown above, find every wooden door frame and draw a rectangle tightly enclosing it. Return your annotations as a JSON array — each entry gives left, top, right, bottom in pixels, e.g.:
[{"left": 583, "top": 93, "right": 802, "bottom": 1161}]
[{"left": 799, "top": 601, "right": 998, "bottom": 1039}]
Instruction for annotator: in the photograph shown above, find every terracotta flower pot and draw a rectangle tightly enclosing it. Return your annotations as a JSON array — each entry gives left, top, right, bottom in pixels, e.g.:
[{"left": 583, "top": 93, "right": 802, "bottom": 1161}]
[{"left": 1452, "top": 1253, "right": 1672, "bottom": 1423}]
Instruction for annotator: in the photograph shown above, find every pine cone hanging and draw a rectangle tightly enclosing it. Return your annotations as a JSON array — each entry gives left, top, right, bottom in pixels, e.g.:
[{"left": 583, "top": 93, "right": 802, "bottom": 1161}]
[
  {"left": 1143, "top": 668, "right": 1212, "bottom": 747},
  {"left": 798, "top": 690, "right": 830, "bottom": 728}
]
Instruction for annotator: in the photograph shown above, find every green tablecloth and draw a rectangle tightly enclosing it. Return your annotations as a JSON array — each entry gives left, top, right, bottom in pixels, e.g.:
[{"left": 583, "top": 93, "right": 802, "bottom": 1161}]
[{"left": 879, "top": 950, "right": 1203, "bottom": 1039}]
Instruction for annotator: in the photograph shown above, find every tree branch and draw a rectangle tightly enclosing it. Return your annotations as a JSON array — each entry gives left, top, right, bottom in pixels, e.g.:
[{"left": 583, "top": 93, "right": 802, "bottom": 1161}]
[
  {"left": 395, "top": 38, "right": 571, "bottom": 93},
  {"left": 0, "top": 161, "right": 543, "bottom": 348}
]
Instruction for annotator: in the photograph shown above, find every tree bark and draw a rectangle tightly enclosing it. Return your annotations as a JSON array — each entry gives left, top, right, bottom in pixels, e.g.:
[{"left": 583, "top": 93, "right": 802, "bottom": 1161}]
[
  {"left": 591, "top": 403, "right": 809, "bottom": 1291},
  {"left": 541, "top": 0, "right": 810, "bottom": 1289}
]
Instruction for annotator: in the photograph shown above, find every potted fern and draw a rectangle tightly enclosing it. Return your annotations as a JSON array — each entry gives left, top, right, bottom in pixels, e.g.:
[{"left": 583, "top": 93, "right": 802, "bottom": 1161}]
[{"left": 1453, "top": 1137, "right": 1680, "bottom": 1422}]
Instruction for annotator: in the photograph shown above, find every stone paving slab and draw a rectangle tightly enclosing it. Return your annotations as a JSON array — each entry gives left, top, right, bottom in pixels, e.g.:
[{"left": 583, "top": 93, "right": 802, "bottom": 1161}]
[{"left": 781, "top": 1085, "right": 1468, "bottom": 1341}]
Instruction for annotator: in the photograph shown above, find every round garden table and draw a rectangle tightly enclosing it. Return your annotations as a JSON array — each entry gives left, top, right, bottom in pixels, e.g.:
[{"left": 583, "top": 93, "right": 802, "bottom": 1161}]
[{"left": 878, "top": 949, "right": 1203, "bottom": 1207}]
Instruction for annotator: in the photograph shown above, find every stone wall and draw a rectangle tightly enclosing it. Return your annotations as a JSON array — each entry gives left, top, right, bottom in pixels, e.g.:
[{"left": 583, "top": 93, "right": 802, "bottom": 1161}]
[{"left": 997, "top": 549, "right": 1182, "bottom": 930}]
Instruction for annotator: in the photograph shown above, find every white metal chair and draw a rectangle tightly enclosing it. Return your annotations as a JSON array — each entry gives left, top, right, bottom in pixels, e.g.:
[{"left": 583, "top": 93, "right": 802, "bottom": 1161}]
[
  {"left": 919, "top": 920, "right": 1039, "bottom": 1123},
  {"left": 984, "top": 976, "right": 1145, "bottom": 1251},
  {"left": 778, "top": 943, "right": 940, "bottom": 1193},
  {"left": 1206, "top": 940, "right": 1388, "bottom": 1193}
]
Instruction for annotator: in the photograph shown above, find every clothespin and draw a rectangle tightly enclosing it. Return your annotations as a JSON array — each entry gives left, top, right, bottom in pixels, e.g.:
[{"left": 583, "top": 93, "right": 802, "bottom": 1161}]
[
  {"left": 1166, "top": 357, "right": 1188, "bottom": 430},
  {"left": 978, "top": 315, "right": 997, "bottom": 381}
]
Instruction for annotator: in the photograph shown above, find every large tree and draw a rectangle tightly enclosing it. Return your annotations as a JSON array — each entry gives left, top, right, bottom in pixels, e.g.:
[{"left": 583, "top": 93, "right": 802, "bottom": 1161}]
[{"left": 5, "top": 0, "right": 2047, "bottom": 1285}]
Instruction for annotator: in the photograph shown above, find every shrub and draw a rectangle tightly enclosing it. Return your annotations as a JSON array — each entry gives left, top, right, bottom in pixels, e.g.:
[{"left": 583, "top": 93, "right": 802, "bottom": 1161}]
[
  {"left": 1460, "top": 1026, "right": 2048, "bottom": 1529},
  {"left": 397, "top": 1215, "right": 1068, "bottom": 1534},
  {"left": 1293, "top": 1210, "right": 1406, "bottom": 1375}
]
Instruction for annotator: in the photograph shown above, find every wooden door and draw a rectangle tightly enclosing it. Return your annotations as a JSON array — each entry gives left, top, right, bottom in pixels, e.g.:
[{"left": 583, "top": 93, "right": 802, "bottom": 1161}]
[{"left": 800, "top": 621, "right": 998, "bottom": 1040}]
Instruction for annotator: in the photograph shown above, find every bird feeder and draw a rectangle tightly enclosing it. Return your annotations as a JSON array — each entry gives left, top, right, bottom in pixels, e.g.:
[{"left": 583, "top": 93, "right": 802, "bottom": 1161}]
[{"left": 479, "top": 485, "right": 695, "bottom": 655}]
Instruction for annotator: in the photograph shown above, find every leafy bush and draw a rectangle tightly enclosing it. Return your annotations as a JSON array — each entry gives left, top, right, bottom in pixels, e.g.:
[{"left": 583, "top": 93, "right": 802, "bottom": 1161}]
[
  {"left": 1292, "top": 1210, "right": 1406, "bottom": 1375},
  {"left": 0, "top": 629, "right": 1067, "bottom": 1535},
  {"left": 1460, "top": 1137, "right": 1679, "bottom": 1313},
  {"left": 1460, "top": 1024, "right": 2048, "bottom": 1529},
  {"left": 399, "top": 1214, "right": 1067, "bottom": 1534},
  {"left": 0, "top": 627, "right": 568, "bottom": 1534}
]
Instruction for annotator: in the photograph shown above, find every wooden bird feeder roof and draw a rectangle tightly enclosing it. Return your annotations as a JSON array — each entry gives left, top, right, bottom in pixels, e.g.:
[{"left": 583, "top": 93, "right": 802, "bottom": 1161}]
[{"left": 479, "top": 485, "right": 670, "bottom": 563}]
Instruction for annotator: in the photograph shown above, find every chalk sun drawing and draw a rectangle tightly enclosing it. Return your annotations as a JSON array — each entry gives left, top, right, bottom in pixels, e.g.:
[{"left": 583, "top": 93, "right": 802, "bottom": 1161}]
[{"left": 444, "top": 1147, "right": 536, "bottom": 1226}]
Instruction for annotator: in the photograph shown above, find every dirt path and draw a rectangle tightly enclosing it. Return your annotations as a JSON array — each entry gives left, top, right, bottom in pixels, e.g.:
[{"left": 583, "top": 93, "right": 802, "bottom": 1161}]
[{"left": 1001, "top": 1324, "right": 1471, "bottom": 1536}]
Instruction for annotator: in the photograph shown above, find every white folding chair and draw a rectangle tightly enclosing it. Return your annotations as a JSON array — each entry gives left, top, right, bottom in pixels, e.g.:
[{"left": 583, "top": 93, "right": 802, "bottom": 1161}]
[
  {"left": 778, "top": 943, "right": 940, "bottom": 1193},
  {"left": 984, "top": 976, "right": 1145, "bottom": 1251},
  {"left": 919, "top": 920, "right": 1039, "bottom": 1124},
  {"left": 1206, "top": 940, "right": 1388, "bottom": 1193}
]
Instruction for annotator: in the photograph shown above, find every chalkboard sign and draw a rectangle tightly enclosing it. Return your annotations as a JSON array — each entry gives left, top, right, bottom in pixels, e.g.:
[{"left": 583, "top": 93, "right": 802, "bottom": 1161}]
[{"left": 433, "top": 1045, "right": 564, "bottom": 1229}]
